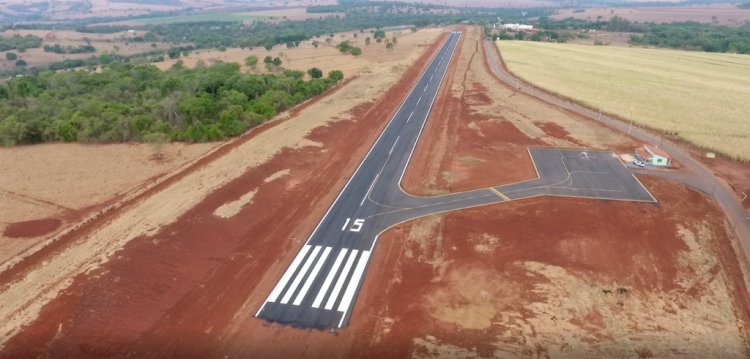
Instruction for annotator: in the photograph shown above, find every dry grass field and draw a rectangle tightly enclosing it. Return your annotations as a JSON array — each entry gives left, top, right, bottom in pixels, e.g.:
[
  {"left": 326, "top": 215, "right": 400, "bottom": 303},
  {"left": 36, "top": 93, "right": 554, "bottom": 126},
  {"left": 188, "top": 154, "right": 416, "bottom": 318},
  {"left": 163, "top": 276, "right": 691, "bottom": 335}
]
[
  {"left": 0, "top": 29, "right": 175, "bottom": 72},
  {"left": 497, "top": 41, "right": 750, "bottom": 161},
  {"left": 154, "top": 28, "right": 441, "bottom": 78},
  {"left": 552, "top": 5, "right": 750, "bottom": 27}
]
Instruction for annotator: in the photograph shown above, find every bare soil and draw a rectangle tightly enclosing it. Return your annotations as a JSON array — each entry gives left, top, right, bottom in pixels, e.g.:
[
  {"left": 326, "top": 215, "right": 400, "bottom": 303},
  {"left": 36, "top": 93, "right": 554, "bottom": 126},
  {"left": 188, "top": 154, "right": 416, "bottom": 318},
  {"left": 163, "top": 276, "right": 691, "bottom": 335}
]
[{"left": 0, "top": 142, "right": 216, "bottom": 265}]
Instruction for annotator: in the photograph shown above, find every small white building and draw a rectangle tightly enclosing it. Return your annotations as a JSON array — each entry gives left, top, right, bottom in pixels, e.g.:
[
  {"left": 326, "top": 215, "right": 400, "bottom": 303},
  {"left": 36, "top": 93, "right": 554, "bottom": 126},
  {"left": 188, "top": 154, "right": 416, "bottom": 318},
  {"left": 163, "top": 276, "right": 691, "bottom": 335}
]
[
  {"left": 636, "top": 145, "right": 672, "bottom": 167},
  {"left": 501, "top": 23, "right": 534, "bottom": 31}
]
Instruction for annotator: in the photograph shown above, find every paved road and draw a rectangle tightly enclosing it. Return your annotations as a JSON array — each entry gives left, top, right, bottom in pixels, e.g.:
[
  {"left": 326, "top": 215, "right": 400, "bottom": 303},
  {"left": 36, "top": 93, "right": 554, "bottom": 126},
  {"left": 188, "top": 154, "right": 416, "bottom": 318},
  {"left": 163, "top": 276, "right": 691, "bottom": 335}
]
[
  {"left": 484, "top": 39, "right": 750, "bottom": 267},
  {"left": 254, "top": 32, "right": 659, "bottom": 330}
]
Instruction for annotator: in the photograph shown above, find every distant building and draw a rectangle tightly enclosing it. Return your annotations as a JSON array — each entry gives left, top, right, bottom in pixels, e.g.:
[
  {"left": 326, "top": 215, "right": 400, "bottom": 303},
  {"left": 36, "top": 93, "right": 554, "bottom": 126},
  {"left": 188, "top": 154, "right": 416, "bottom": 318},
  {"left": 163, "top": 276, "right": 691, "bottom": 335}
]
[
  {"left": 501, "top": 23, "right": 534, "bottom": 31},
  {"left": 636, "top": 145, "right": 672, "bottom": 167}
]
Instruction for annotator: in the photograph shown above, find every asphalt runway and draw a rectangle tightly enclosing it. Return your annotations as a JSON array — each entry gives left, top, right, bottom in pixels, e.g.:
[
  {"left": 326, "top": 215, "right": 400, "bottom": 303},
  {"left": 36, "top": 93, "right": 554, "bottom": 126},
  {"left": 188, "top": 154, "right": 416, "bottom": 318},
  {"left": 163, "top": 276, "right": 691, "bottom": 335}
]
[{"left": 255, "top": 32, "right": 657, "bottom": 330}]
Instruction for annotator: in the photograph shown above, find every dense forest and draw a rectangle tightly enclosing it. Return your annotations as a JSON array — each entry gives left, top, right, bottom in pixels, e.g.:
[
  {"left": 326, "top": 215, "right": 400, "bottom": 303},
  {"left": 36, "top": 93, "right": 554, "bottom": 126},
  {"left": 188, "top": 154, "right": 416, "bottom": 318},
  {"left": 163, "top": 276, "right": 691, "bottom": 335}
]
[{"left": 0, "top": 62, "right": 344, "bottom": 145}]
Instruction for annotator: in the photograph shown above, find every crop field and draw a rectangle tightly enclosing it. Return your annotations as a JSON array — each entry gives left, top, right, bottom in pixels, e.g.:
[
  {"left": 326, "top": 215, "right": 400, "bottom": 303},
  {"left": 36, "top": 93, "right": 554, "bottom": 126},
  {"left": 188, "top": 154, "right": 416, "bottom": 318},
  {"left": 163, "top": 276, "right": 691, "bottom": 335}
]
[
  {"left": 497, "top": 41, "right": 750, "bottom": 161},
  {"left": 133, "top": 12, "right": 266, "bottom": 24}
]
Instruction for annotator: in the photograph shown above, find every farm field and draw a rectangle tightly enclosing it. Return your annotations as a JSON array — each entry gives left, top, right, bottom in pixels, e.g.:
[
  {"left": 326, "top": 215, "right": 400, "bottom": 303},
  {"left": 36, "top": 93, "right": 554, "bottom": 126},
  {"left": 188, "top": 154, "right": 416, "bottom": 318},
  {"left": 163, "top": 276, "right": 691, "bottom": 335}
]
[
  {"left": 552, "top": 5, "right": 750, "bottom": 26},
  {"left": 497, "top": 41, "right": 750, "bottom": 162},
  {"left": 96, "top": 7, "right": 343, "bottom": 26}
]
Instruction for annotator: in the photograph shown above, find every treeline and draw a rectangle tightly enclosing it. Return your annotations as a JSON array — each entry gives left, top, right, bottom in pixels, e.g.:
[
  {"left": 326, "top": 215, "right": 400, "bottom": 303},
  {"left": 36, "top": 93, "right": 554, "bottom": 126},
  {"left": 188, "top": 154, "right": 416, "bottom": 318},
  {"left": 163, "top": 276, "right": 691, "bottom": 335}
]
[
  {"left": 538, "top": 16, "right": 750, "bottom": 54},
  {"left": 43, "top": 44, "right": 96, "bottom": 54},
  {"left": 0, "top": 34, "right": 43, "bottom": 52},
  {"left": 629, "top": 22, "right": 750, "bottom": 53},
  {"left": 0, "top": 62, "right": 344, "bottom": 145}
]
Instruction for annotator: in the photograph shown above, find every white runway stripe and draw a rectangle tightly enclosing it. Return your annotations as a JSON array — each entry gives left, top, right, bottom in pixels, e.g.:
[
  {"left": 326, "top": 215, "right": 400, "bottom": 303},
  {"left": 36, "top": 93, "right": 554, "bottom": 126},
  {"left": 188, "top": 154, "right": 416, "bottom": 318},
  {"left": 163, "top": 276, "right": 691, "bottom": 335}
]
[
  {"left": 337, "top": 250, "right": 371, "bottom": 313},
  {"left": 280, "top": 245, "right": 321, "bottom": 304},
  {"left": 267, "top": 245, "right": 311, "bottom": 303},
  {"left": 312, "top": 248, "right": 348, "bottom": 309},
  {"left": 325, "top": 249, "right": 358, "bottom": 310},
  {"left": 293, "top": 246, "right": 332, "bottom": 306}
]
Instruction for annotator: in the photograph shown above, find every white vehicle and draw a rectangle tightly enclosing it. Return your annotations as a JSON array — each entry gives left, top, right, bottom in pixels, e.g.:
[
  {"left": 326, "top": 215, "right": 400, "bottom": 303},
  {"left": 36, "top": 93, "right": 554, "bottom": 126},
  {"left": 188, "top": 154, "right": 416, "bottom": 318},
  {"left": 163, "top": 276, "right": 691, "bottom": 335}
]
[{"left": 634, "top": 160, "right": 645, "bottom": 167}]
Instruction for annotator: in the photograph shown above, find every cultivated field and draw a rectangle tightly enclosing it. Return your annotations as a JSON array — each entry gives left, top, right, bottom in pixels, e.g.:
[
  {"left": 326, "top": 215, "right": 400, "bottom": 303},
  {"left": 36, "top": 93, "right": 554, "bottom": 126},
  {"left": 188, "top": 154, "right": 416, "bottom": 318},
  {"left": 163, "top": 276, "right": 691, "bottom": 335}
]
[
  {"left": 497, "top": 41, "right": 750, "bottom": 161},
  {"left": 97, "top": 7, "right": 343, "bottom": 26},
  {"left": 552, "top": 5, "right": 750, "bottom": 26}
]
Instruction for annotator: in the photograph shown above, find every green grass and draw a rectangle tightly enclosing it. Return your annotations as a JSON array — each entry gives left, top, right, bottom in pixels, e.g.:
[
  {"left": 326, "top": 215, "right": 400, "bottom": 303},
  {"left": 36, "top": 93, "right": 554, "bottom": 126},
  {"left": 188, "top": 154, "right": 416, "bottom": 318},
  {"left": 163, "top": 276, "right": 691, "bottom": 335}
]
[
  {"left": 135, "top": 12, "right": 265, "bottom": 24},
  {"left": 497, "top": 41, "right": 750, "bottom": 161}
]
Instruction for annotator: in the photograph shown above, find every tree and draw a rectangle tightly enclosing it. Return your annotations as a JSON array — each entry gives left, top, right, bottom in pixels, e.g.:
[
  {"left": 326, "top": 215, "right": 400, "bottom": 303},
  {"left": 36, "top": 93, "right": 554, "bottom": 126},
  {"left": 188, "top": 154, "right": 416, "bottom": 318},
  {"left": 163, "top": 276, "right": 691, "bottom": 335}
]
[
  {"left": 328, "top": 70, "right": 344, "bottom": 83},
  {"left": 365, "top": 37, "right": 371, "bottom": 46},
  {"left": 167, "top": 48, "right": 181, "bottom": 59},
  {"left": 143, "top": 132, "right": 170, "bottom": 159},
  {"left": 386, "top": 42, "right": 394, "bottom": 51},
  {"left": 264, "top": 56, "right": 273, "bottom": 64},
  {"left": 392, "top": 35, "right": 398, "bottom": 45},
  {"left": 245, "top": 55, "right": 258, "bottom": 68},
  {"left": 307, "top": 67, "right": 323, "bottom": 79},
  {"left": 350, "top": 47, "right": 362, "bottom": 57},
  {"left": 15, "top": 59, "right": 26, "bottom": 67},
  {"left": 312, "top": 40, "right": 319, "bottom": 48},
  {"left": 374, "top": 29, "right": 386, "bottom": 42},
  {"left": 272, "top": 57, "right": 282, "bottom": 66},
  {"left": 5, "top": 52, "right": 16, "bottom": 60},
  {"left": 336, "top": 40, "right": 352, "bottom": 53}
]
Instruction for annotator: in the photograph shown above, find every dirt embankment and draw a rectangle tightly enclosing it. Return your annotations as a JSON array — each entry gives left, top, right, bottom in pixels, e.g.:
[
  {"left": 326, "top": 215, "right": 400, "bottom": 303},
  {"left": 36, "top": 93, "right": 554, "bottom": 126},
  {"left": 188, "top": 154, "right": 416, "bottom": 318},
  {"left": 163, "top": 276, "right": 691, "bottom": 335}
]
[{"left": 0, "top": 30, "right": 447, "bottom": 358}]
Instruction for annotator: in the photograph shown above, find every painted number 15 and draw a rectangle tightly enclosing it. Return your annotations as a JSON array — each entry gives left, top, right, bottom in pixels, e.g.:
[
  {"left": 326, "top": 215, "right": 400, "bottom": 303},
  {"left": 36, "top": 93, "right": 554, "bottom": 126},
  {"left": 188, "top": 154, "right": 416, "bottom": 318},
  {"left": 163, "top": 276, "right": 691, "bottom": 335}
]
[{"left": 341, "top": 218, "right": 365, "bottom": 232}]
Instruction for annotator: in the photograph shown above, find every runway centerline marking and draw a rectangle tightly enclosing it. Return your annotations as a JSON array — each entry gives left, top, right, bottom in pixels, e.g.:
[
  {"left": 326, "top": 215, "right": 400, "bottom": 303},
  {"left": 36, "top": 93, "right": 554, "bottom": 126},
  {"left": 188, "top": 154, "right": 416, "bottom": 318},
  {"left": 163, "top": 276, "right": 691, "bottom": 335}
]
[
  {"left": 416, "top": 96, "right": 422, "bottom": 105},
  {"left": 407, "top": 111, "right": 414, "bottom": 123},
  {"left": 389, "top": 136, "right": 400, "bottom": 155},
  {"left": 361, "top": 173, "right": 379, "bottom": 206}
]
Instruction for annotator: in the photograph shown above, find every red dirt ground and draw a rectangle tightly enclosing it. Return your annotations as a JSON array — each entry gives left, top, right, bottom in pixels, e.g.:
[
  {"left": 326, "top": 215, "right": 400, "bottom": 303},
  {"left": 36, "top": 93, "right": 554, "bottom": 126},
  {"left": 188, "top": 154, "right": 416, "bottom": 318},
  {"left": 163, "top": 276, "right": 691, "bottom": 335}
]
[
  {"left": 2, "top": 218, "right": 62, "bottom": 238},
  {"left": 350, "top": 175, "right": 745, "bottom": 357},
  {"left": 401, "top": 34, "right": 543, "bottom": 196},
  {"left": 0, "top": 33, "right": 448, "bottom": 359},
  {"left": 534, "top": 121, "right": 586, "bottom": 147}
]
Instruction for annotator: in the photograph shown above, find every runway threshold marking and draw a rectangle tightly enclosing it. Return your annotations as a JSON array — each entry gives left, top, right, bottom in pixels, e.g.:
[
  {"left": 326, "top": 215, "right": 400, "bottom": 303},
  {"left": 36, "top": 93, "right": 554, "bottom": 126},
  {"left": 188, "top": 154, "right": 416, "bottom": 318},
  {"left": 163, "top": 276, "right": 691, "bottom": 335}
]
[
  {"left": 490, "top": 187, "right": 510, "bottom": 201},
  {"left": 312, "top": 248, "right": 348, "bottom": 308},
  {"left": 280, "top": 245, "right": 321, "bottom": 304},
  {"left": 293, "top": 246, "right": 332, "bottom": 305},
  {"left": 325, "top": 250, "right": 358, "bottom": 310}
]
